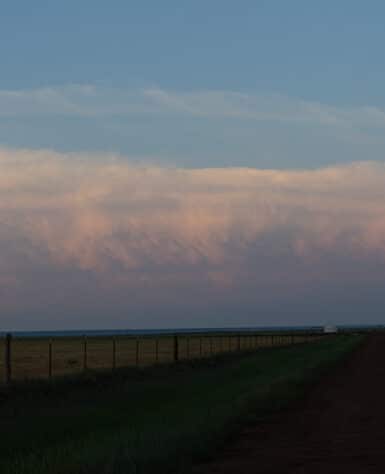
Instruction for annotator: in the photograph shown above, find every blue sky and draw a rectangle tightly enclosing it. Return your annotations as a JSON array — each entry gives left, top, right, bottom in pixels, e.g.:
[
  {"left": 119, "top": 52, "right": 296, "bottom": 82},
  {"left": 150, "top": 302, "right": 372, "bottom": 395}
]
[
  {"left": 2, "top": 1, "right": 385, "bottom": 168},
  {"left": 2, "top": 1, "right": 385, "bottom": 101},
  {"left": 2, "top": 2, "right": 385, "bottom": 330}
]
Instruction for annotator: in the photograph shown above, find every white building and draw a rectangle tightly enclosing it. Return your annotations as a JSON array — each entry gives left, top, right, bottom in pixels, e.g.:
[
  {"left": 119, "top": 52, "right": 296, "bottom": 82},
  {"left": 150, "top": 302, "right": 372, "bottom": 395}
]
[{"left": 323, "top": 325, "right": 338, "bottom": 334}]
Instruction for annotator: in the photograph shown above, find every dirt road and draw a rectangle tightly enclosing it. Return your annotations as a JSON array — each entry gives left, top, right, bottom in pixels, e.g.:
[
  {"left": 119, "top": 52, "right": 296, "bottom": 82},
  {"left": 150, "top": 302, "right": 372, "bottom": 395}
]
[{"left": 193, "top": 334, "right": 385, "bottom": 474}]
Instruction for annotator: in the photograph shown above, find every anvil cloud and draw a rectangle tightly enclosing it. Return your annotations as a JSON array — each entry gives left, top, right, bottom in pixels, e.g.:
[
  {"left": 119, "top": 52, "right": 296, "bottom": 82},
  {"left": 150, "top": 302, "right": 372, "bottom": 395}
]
[{"left": 1, "top": 148, "right": 385, "bottom": 329}]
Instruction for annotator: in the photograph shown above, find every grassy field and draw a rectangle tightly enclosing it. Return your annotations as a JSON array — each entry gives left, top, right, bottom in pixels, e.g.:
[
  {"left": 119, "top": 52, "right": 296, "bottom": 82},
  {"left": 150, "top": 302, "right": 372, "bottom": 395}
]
[
  {"left": 0, "top": 333, "right": 316, "bottom": 383},
  {"left": 0, "top": 334, "right": 361, "bottom": 474}
]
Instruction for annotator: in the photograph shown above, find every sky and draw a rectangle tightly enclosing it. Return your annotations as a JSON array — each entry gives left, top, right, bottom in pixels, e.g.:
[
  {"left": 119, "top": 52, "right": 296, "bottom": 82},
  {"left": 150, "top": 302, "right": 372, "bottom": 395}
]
[{"left": 1, "top": 2, "right": 385, "bottom": 330}]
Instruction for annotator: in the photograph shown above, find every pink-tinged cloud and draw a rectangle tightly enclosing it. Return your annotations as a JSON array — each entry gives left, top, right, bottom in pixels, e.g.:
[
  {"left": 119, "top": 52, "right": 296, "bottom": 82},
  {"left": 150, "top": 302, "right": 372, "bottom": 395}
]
[{"left": 1, "top": 148, "right": 385, "bottom": 329}]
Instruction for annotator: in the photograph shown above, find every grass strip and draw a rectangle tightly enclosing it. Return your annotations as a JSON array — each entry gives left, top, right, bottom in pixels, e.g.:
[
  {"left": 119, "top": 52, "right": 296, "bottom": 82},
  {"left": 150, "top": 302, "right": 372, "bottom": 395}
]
[{"left": 0, "top": 334, "right": 362, "bottom": 474}]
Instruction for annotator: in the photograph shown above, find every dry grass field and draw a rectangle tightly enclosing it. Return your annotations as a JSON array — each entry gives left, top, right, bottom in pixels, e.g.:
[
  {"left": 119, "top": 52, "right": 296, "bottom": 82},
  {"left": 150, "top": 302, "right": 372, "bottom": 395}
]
[
  {"left": 0, "top": 334, "right": 355, "bottom": 474},
  {"left": 0, "top": 332, "right": 319, "bottom": 384}
]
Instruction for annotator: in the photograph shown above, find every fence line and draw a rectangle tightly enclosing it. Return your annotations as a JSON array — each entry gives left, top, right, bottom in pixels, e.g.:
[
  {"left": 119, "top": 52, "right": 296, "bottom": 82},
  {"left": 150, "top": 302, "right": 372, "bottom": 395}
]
[{"left": 1, "top": 331, "right": 326, "bottom": 385}]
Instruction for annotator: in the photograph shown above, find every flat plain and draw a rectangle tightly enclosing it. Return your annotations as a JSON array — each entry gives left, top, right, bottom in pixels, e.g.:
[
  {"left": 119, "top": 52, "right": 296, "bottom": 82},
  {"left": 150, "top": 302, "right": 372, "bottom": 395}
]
[
  {"left": 0, "top": 332, "right": 312, "bottom": 384},
  {"left": 0, "top": 334, "right": 358, "bottom": 474}
]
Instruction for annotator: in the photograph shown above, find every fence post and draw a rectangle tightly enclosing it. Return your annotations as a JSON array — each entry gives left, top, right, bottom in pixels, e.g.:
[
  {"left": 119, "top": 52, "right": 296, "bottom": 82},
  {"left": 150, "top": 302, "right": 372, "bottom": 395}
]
[
  {"left": 155, "top": 338, "right": 159, "bottom": 363},
  {"left": 209, "top": 336, "right": 213, "bottom": 356},
  {"left": 5, "top": 333, "right": 12, "bottom": 385},
  {"left": 112, "top": 337, "right": 117, "bottom": 370},
  {"left": 83, "top": 335, "right": 88, "bottom": 371},
  {"left": 237, "top": 334, "right": 241, "bottom": 352},
  {"left": 136, "top": 337, "right": 140, "bottom": 366},
  {"left": 186, "top": 336, "right": 190, "bottom": 359},
  {"left": 199, "top": 337, "right": 202, "bottom": 358},
  {"left": 48, "top": 338, "right": 53, "bottom": 379},
  {"left": 173, "top": 334, "right": 179, "bottom": 362}
]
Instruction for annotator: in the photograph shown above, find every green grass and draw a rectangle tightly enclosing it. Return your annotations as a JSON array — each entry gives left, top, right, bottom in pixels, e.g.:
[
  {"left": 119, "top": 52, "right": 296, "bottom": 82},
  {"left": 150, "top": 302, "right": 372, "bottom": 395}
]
[{"left": 0, "top": 335, "right": 362, "bottom": 474}]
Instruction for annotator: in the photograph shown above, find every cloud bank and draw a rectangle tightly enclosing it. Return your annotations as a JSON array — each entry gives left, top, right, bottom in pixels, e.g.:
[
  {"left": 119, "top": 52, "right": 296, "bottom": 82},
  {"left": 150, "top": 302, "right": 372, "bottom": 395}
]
[{"left": 1, "top": 147, "right": 385, "bottom": 329}]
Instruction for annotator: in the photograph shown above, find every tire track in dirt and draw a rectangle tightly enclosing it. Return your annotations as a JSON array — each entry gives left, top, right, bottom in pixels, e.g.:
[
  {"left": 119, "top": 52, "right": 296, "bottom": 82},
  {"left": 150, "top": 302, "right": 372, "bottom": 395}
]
[{"left": 193, "top": 334, "right": 385, "bottom": 474}]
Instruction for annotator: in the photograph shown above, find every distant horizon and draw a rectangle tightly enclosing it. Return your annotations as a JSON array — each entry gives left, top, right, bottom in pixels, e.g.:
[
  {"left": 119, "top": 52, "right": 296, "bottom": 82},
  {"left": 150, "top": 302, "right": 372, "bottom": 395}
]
[{"left": 2, "top": 323, "right": 383, "bottom": 338}]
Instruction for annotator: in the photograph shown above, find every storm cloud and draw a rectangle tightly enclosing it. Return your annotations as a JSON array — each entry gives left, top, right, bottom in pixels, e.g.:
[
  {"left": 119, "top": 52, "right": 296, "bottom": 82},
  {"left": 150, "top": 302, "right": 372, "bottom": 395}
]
[{"left": 1, "top": 148, "right": 385, "bottom": 329}]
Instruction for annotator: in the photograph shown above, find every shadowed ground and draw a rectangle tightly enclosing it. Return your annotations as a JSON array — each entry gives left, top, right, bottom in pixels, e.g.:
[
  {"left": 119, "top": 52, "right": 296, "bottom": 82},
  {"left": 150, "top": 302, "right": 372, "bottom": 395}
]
[{"left": 193, "top": 333, "right": 385, "bottom": 474}]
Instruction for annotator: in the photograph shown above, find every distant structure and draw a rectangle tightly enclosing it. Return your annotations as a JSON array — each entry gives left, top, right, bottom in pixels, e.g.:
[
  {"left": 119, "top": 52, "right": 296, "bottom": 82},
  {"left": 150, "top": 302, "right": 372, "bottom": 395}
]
[{"left": 323, "top": 325, "right": 338, "bottom": 334}]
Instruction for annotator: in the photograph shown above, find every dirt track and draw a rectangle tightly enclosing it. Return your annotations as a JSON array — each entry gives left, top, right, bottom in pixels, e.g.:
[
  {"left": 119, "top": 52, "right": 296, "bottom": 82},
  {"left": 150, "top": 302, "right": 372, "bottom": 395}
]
[{"left": 193, "top": 334, "right": 385, "bottom": 474}]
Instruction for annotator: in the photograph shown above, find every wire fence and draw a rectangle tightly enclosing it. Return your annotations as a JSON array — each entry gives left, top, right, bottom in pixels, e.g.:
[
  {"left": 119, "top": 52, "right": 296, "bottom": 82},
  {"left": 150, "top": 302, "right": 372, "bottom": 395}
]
[{"left": 0, "top": 331, "right": 326, "bottom": 385}]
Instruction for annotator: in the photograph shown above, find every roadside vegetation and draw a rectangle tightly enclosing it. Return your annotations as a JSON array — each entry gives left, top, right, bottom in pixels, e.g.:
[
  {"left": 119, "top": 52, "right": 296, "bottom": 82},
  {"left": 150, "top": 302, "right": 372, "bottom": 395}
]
[{"left": 0, "top": 335, "right": 362, "bottom": 474}]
